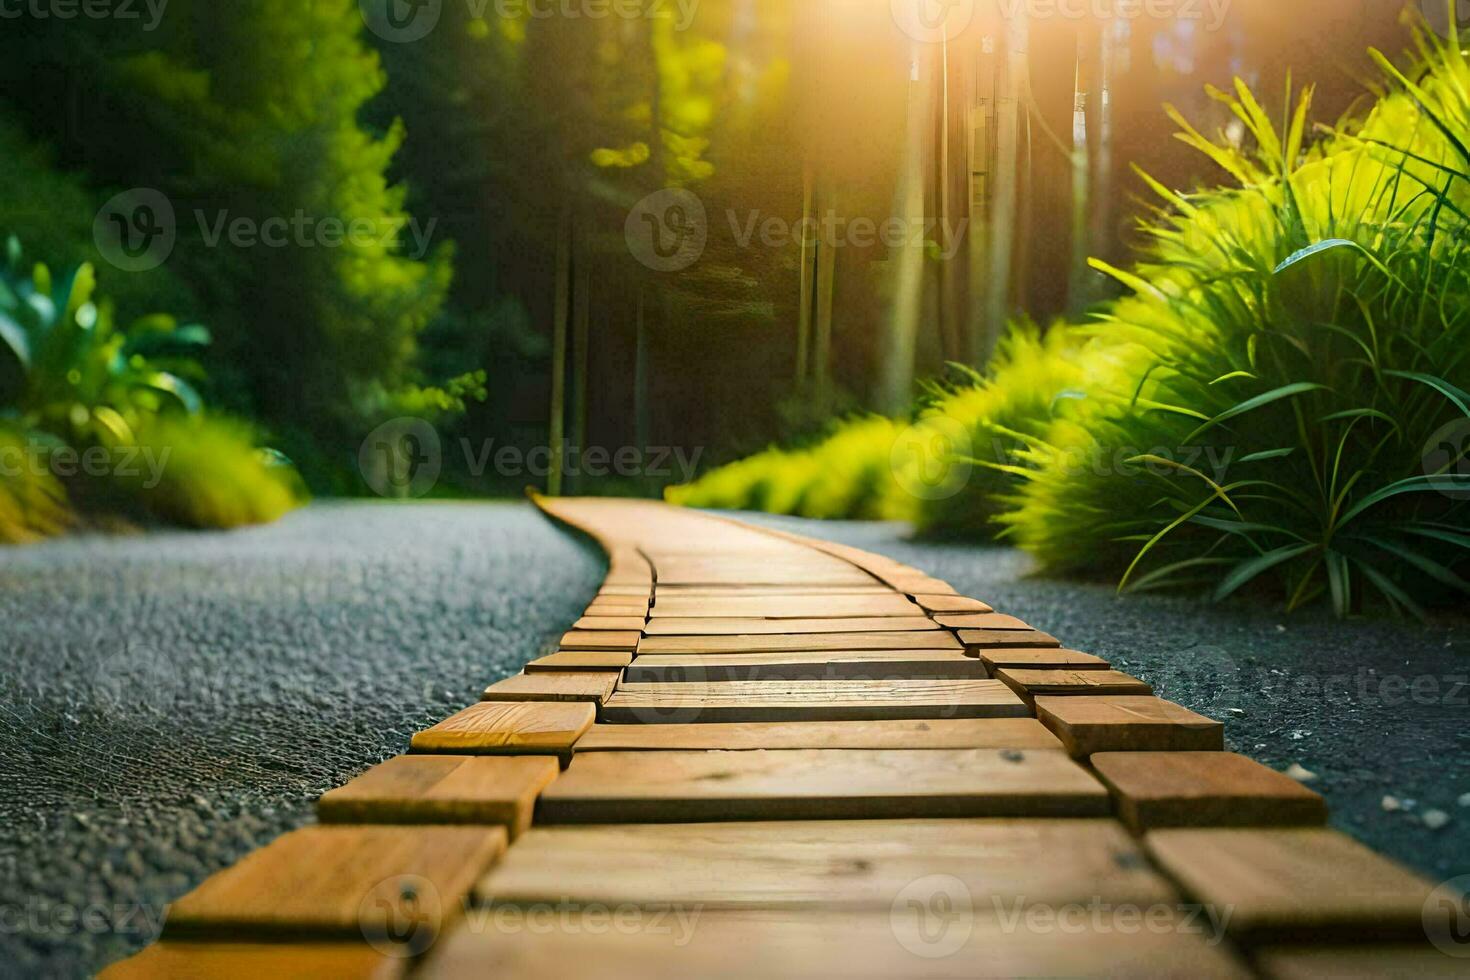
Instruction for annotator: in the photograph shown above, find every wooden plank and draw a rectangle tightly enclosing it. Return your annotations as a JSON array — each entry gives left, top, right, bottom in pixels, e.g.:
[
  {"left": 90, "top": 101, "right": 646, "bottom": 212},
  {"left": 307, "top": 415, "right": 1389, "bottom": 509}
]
[
  {"left": 639, "top": 631, "right": 963, "bottom": 655},
  {"left": 655, "top": 585, "right": 894, "bottom": 597},
  {"left": 537, "top": 748, "right": 1109, "bottom": 823},
  {"left": 411, "top": 701, "right": 594, "bottom": 758},
  {"left": 574, "top": 718, "right": 1064, "bottom": 753},
  {"left": 421, "top": 908, "right": 1251, "bottom": 980},
  {"left": 995, "top": 668, "right": 1152, "bottom": 702},
  {"left": 642, "top": 616, "right": 940, "bottom": 636},
  {"left": 980, "top": 648, "right": 1110, "bottom": 671},
  {"left": 558, "top": 630, "right": 641, "bottom": 651},
  {"left": 1035, "top": 696, "right": 1224, "bottom": 757},
  {"left": 482, "top": 672, "right": 619, "bottom": 705},
  {"left": 1144, "top": 828, "right": 1438, "bottom": 942},
  {"left": 959, "top": 629, "right": 1061, "bottom": 649},
  {"left": 100, "top": 943, "right": 399, "bottom": 980},
  {"left": 1255, "top": 945, "right": 1469, "bottom": 979},
  {"left": 596, "top": 586, "right": 651, "bottom": 598},
  {"left": 318, "top": 755, "right": 559, "bottom": 839},
  {"left": 624, "top": 650, "right": 983, "bottom": 683},
  {"left": 648, "top": 594, "right": 923, "bottom": 619},
  {"left": 571, "top": 616, "right": 646, "bottom": 631},
  {"left": 910, "top": 593, "right": 993, "bottom": 613},
  {"left": 934, "top": 612, "right": 1035, "bottom": 630},
  {"left": 476, "top": 818, "right": 1176, "bottom": 910},
  {"left": 164, "top": 825, "right": 505, "bottom": 948},
  {"left": 524, "top": 651, "right": 634, "bottom": 672},
  {"left": 585, "top": 602, "right": 648, "bottom": 616},
  {"left": 1092, "top": 752, "right": 1328, "bottom": 832},
  {"left": 602, "top": 678, "right": 1028, "bottom": 723}
]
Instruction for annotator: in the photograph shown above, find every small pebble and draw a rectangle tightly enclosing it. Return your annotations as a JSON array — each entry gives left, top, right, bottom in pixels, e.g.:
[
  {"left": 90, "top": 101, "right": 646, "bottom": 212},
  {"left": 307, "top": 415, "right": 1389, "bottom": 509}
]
[
  {"left": 1285, "top": 763, "right": 1317, "bottom": 783},
  {"left": 1423, "top": 809, "right": 1451, "bottom": 831},
  {"left": 1458, "top": 792, "right": 1470, "bottom": 808},
  {"left": 1382, "top": 795, "right": 1402, "bottom": 812},
  {"left": 1226, "top": 707, "right": 1246, "bottom": 717}
]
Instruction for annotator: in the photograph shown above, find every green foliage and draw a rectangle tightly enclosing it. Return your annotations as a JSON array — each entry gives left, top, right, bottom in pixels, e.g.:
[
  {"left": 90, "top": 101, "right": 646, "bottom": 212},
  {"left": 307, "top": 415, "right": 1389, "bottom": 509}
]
[
  {"left": 1000, "top": 23, "right": 1470, "bottom": 615},
  {"left": 673, "top": 21, "right": 1470, "bottom": 616},
  {"left": 667, "top": 416, "right": 902, "bottom": 520},
  {"left": 0, "top": 237, "right": 303, "bottom": 535},
  {"left": 890, "top": 325, "right": 1091, "bottom": 536},
  {"left": 0, "top": 423, "right": 70, "bottom": 543},
  {"left": 119, "top": 413, "right": 303, "bottom": 529}
]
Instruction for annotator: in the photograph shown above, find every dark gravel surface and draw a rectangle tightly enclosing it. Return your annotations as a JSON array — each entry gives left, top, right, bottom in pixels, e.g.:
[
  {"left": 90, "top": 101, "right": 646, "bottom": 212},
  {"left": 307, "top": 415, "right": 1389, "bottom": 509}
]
[
  {"left": 733, "top": 512, "right": 1470, "bottom": 887},
  {"left": 0, "top": 502, "right": 602, "bottom": 978},
  {"left": 3, "top": 502, "right": 1468, "bottom": 976}
]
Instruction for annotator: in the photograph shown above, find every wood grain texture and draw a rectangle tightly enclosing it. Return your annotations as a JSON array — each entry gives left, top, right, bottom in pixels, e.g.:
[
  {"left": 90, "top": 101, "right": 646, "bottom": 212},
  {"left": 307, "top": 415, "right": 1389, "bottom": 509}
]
[
  {"left": 995, "top": 668, "right": 1152, "bottom": 702},
  {"left": 410, "top": 701, "right": 594, "bottom": 757},
  {"left": 934, "top": 612, "right": 1035, "bottom": 630},
  {"left": 959, "top": 629, "right": 1062, "bottom": 649},
  {"left": 1145, "top": 828, "right": 1438, "bottom": 942},
  {"left": 420, "top": 908, "right": 1251, "bottom": 980},
  {"left": 100, "top": 943, "right": 399, "bottom": 980},
  {"left": 525, "top": 651, "right": 634, "bottom": 672},
  {"left": 571, "top": 616, "right": 647, "bottom": 631},
  {"left": 537, "top": 748, "right": 1109, "bottom": 823},
  {"left": 638, "top": 631, "right": 963, "bottom": 655},
  {"left": 648, "top": 594, "right": 923, "bottom": 619},
  {"left": 558, "top": 630, "right": 642, "bottom": 651},
  {"left": 602, "top": 678, "right": 1028, "bottom": 723},
  {"left": 1035, "top": 696, "right": 1224, "bottom": 757},
  {"left": 476, "top": 818, "right": 1176, "bottom": 910},
  {"left": 574, "top": 718, "right": 1064, "bottom": 753},
  {"left": 481, "top": 672, "right": 619, "bottom": 705},
  {"left": 1092, "top": 752, "right": 1327, "bottom": 832},
  {"left": 1255, "top": 945, "right": 1469, "bottom": 979},
  {"left": 979, "top": 648, "right": 1111, "bottom": 671},
  {"left": 910, "top": 594, "right": 993, "bottom": 613},
  {"left": 642, "top": 616, "right": 940, "bottom": 636},
  {"left": 655, "top": 585, "right": 895, "bottom": 597},
  {"left": 318, "top": 755, "right": 559, "bottom": 838},
  {"left": 624, "top": 650, "right": 983, "bottom": 683},
  {"left": 164, "top": 826, "right": 506, "bottom": 945}
]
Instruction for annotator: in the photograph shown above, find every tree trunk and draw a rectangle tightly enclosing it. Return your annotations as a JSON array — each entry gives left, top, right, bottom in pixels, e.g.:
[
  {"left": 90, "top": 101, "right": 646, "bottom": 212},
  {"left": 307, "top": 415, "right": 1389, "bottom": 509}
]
[
  {"left": 882, "top": 43, "right": 928, "bottom": 415},
  {"left": 548, "top": 208, "right": 571, "bottom": 496},
  {"left": 983, "top": 13, "right": 1028, "bottom": 365}
]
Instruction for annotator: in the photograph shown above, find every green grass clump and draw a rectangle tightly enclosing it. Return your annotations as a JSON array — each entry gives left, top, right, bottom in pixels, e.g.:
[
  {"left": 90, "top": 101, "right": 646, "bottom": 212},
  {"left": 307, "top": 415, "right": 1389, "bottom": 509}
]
[
  {"left": 667, "top": 416, "right": 903, "bottom": 520},
  {"left": 0, "top": 424, "right": 70, "bottom": 543},
  {"left": 999, "top": 22, "right": 1470, "bottom": 614},
  {"left": 672, "top": 19, "right": 1470, "bottom": 616}
]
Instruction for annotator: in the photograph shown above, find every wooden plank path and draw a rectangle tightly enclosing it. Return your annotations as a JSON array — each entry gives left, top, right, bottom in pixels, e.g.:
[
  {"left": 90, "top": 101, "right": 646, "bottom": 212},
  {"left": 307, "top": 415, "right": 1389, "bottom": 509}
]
[{"left": 103, "top": 497, "right": 1451, "bottom": 978}]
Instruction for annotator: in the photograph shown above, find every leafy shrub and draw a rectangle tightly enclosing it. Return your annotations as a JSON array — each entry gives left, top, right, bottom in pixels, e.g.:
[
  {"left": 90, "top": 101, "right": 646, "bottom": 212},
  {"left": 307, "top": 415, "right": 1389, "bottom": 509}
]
[
  {"left": 667, "top": 416, "right": 902, "bottom": 520},
  {"left": 0, "top": 237, "right": 304, "bottom": 537},
  {"left": 999, "top": 24, "right": 1470, "bottom": 614}
]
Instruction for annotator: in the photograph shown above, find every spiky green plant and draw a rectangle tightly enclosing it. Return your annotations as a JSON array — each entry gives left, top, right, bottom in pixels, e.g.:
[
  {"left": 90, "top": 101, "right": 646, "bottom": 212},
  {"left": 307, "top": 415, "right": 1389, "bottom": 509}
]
[{"left": 1001, "top": 22, "right": 1470, "bottom": 615}]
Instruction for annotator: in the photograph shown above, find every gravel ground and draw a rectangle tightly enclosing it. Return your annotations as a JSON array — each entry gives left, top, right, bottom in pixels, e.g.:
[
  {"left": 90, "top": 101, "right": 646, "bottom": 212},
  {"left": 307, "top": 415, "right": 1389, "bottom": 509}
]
[
  {"left": 3, "top": 502, "right": 1467, "bottom": 976},
  {"left": 733, "top": 513, "right": 1470, "bottom": 886},
  {"left": 0, "top": 502, "right": 603, "bottom": 978}
]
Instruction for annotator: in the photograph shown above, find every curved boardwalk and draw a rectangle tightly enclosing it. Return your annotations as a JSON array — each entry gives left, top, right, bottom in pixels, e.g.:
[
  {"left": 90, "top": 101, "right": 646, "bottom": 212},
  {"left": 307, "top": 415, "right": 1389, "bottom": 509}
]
[{"left": 104, "top": 498, "right": 1455, "bottom": 978}]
